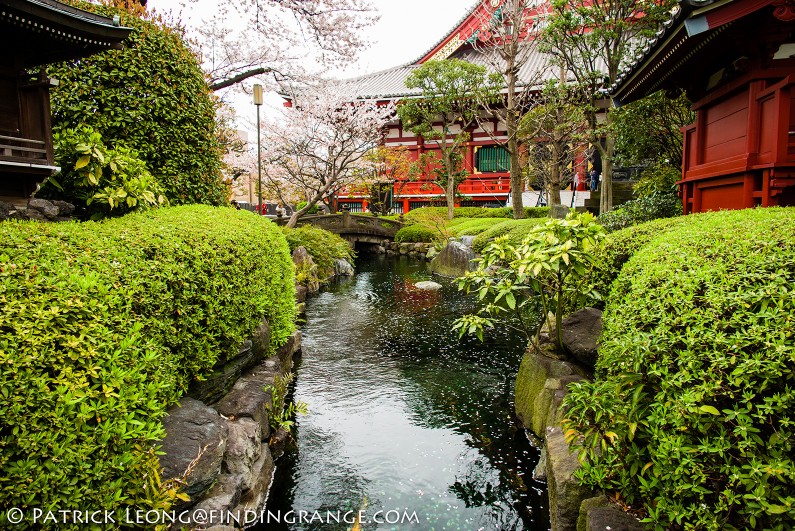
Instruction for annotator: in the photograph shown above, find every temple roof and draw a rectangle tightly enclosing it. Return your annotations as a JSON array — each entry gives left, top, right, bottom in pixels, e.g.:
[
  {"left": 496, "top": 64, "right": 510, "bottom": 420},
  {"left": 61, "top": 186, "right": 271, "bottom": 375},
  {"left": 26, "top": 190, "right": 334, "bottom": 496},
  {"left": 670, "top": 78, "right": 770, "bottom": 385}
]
[
  {"left": 0, "top": 0, "right": 133, "bottom": 67},
  {"left": 609, "top": 0, "right": 782, "bottom": 104}
]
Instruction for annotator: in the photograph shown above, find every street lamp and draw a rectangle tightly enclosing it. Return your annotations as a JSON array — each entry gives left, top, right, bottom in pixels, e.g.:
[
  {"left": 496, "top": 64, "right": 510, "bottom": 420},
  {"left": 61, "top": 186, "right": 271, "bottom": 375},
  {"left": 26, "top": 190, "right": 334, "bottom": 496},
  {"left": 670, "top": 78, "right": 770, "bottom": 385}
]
[{"left": 253, "top": 83, "right": 263, "bottom": 215}]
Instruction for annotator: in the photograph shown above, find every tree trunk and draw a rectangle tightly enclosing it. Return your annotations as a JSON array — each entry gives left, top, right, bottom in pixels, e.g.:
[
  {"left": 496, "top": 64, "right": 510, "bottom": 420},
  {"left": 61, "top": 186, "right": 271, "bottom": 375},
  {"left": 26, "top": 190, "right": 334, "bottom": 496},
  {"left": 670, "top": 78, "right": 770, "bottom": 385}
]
[
  {"left": 446, "top": 178, "right": 455, "bottom": 220},
  {"left": 599, "top": 132, "right": 616, "bottom": 214},
  {"left": 549, "top": 141, "right": 562, "bottom": 205},
  {"left": 505, "top": 59, "right": 524, "bottom": 219}
]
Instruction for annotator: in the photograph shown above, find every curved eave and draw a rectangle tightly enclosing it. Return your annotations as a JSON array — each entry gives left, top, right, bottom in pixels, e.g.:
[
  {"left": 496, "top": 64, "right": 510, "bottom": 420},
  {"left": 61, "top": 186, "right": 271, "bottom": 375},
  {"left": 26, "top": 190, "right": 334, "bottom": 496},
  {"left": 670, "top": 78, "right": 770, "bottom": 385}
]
[{"left": 0, "top": 0, "right": 133, "bottom": 67}]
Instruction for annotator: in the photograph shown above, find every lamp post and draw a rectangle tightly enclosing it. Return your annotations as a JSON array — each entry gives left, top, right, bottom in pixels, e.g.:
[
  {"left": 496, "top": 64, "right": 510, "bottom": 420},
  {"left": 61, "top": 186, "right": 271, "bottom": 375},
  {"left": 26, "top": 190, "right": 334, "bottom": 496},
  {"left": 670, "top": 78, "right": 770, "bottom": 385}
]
[{"left": 253, "top": 83, "right": 263, "bottom": 215}]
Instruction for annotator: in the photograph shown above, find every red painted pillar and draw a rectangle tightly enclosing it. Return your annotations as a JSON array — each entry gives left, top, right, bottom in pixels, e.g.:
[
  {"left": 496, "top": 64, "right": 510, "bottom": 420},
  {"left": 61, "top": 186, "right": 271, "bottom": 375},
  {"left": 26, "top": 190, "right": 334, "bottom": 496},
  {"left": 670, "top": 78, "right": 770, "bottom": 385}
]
[
  {"left": 362, "top": 200, "right": 369, "bottom": 212},
  {"left": 403, "top": 198, "right": 410, "bottom": 213}
]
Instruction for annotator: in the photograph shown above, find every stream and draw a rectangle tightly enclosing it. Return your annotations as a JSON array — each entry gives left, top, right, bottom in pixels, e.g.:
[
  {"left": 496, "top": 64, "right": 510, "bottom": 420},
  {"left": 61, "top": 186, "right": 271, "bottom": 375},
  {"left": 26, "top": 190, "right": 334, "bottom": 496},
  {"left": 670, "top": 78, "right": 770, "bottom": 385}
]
[{"left": 261, "top": 254, "right": 549, "bottom": 530}]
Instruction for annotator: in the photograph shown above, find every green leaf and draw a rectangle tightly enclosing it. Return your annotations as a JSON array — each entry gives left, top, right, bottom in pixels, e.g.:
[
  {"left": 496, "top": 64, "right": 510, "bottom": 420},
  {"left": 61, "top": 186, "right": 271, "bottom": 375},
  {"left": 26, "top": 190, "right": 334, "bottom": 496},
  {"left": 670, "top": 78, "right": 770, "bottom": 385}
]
[{"left": 699, "top": 405, "right": 720, "bottom": 416}]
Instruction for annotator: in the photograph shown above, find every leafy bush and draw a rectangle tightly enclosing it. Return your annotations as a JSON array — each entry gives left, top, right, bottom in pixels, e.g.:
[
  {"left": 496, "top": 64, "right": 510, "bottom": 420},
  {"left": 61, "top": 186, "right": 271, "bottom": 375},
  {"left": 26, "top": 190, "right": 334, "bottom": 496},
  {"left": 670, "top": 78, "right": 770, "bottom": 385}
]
[
  {"left": 49, "top": 1, "right": 227, "bottom": 205},
  {"left": 0, "top": 206, "right": 295, "bottom": 522},
  {"left": 281, "top": 225, "right": 355, "bottom": 282},
  {"left": 471, "top": 219, "right": 546, "bottom": 253},
  {"left": 404, "top": 205, "right": 549, "bottom": 221},
  {"left": 597, "top": 191, "right": 682, "bottom": 232},
  {"left": 586, "top": 216, "right": 690, "bottom": 309},
  {"left": 563, "top": 208, "right": 795, "bottom": 530},
  {"left": 40, "top": 126, "right": 167, "bottom": 219},
  {"left": 633, "top": 162, "right": 681, "bottom": 198},
  {"left": 296, "top": 201, "right": 320, "bottom": 215},
  {"left": 394, "top": 224, "right": 438, "bottom": 243},
  {"left": 447, "top": 217, "right": 507, "bottom": 237}
]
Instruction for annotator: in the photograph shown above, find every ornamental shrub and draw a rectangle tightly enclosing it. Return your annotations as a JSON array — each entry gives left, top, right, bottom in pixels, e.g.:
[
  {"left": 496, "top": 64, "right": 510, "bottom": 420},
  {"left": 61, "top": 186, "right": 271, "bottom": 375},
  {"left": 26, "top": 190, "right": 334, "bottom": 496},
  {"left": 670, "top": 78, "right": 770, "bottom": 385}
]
[
  {"left": 471, "top": 218, "right": 545, "bottom": 253},
  {"left": 40, "top": 125, "right": 167, "bottom": 219},
  {"left": 48, "top": 1, "right": 227, "bottom": 206},
  {"left": 563, "top": 207, "right": 795, "bottom": 530},
  {"left": 281, "top": 225, "right": 355, "bottom": 282},
  {"left": 0, "top": 206, "right": 294, "bottom": 524},
  {"left": 394, "top": 224, "right": 438, "bottom": 243},
  {"left": 597, "top": 191, "right": 682, "bottom": 232},
  {"left": 404, "top": 206, "right": 549, "bottom": 221},
  {"left": 447, "top": 217, "right": 507, "bottom": 237}
]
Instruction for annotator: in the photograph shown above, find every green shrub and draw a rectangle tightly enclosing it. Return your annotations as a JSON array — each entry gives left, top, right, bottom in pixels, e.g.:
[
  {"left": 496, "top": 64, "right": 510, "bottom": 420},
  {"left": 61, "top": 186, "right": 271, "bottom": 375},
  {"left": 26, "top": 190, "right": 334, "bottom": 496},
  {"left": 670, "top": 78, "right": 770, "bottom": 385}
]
[
  {"left": 471, "top": 219, "right": 545, "bottom": 253},
  {"left": 404, "top": 205, "right": 550, "bottom": 221},
  {"left": 586, "top": 215, "right": 690, "bottom": 308},
  {"left": 296, "top": 201, "right": 320, "bottom": 215},
  {"left": 563, "top": 207, "right": 795, "bottom": 530},
  {"left": 40, "top": 125, "right": 167, "bottom": 219},
  {"left": 49, "top": 1, "right": 227, "bottom": 206},
  {"left": 598, "top": 191, "right": 682, "bottom": 232},
  {"left": 0, "top": 206, "right": 295, "bottom": 523},
  {"left": 634, "top": 162, "right": 681, "bottom": 198},
  {"left": 394, "top": 224, "right": 438, "bottom": 243},
  {"left": 447, "top": 217, "right": 507, "bottom": 237},
  {"left": 281, "top": 225, "right": 355, "bottom": 282}
]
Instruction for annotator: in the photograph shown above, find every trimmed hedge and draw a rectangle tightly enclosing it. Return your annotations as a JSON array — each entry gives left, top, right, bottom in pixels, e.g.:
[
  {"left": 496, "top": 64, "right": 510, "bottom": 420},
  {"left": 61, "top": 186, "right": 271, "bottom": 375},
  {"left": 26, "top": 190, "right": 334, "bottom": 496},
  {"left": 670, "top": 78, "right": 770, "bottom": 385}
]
[
  {"left": 447, "top": 217, "right": 507, "bottom": 237},
  {"left": 471, "top": 218, "right": 546, "bottom": 253},
  {"left": 597, "top": 191, "right": 682, "bottom": 232},
  {"left": 394, "top": 224, "right": 439, "bottom": 243},
  {"left": 0, "top": 206, "right": 295, "bottom": 522},
  {"left": 281, "top": 225, "right": 355, "bottom": 282},
  {"left": 403, "top": 205, "right": 550, "bottom": 221},
  {"left": 563, "top": 207, "right": 795, "bottom": 530}
]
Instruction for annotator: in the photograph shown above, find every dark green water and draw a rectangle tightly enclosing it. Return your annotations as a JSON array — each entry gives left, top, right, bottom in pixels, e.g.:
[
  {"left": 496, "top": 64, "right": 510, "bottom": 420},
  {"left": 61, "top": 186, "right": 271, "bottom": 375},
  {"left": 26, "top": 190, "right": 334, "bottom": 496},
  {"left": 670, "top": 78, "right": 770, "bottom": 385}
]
[{"left": 262, "top": 255, "right": 549, "bottom": 530}]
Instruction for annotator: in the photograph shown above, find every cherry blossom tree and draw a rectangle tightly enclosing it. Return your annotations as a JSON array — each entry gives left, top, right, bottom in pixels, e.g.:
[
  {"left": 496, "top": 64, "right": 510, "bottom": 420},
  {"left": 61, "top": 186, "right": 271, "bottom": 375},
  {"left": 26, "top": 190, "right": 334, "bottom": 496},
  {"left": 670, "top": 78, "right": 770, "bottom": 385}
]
[
  {"left": 260, "top": 84, "right": 395, "bottom": 228},
  {"left": 166, "top": 0, "right": 377, "bottom": 91}
]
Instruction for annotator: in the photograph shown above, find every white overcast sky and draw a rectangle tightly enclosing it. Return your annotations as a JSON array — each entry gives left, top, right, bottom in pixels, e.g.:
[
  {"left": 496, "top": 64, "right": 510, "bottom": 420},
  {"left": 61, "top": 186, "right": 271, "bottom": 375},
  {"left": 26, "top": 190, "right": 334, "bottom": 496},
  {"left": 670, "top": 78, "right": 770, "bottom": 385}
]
[{"left": 147, "top": 0, "right": 472, "bottom": 129}]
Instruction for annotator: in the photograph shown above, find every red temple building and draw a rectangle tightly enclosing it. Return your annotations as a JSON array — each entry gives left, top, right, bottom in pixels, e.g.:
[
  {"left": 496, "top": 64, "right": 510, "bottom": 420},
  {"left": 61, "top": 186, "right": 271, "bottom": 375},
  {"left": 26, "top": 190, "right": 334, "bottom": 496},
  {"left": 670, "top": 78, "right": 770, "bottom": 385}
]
[
  {"left": 335, "top": 0, "right": 589, "bottom": 214},
  {"left": 0, "top": 0, "right": 131, "bottom": 206},
  {"left": 611, "top": 0, "right": 795, "bottom": 213}
]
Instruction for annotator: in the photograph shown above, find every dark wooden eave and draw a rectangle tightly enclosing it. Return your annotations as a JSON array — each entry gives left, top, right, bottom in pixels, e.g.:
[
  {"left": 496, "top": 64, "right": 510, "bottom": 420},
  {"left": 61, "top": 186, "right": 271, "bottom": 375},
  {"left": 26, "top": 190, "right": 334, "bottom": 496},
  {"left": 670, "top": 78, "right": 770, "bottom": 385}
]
[{"left": 0, "top": 0, "right": 133, "bottom": 67}]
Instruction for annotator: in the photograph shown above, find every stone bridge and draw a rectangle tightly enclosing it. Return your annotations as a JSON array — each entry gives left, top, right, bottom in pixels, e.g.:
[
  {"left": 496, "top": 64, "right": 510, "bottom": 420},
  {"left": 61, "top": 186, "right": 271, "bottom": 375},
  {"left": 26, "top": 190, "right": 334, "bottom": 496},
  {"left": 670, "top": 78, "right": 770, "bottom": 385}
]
[{"left": 287, "top": 212, "right": 404, "bottom": 244}]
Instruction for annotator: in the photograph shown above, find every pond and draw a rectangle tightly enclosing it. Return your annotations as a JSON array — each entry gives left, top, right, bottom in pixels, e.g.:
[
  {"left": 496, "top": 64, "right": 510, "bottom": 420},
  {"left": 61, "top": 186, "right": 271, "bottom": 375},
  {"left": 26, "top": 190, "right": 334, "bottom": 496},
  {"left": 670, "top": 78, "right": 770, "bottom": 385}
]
[{"left": 261, "top": 255, "right": 549, "bottom": 530}]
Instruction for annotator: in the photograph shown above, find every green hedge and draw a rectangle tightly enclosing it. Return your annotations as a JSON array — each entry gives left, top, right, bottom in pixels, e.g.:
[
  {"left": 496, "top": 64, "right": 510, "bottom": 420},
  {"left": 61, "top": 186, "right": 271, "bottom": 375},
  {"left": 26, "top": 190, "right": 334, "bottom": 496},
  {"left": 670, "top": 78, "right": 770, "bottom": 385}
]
[
  {"left": 403, "top": 206, "right": 549, "bottom": 221},
  {"left": 0, "top": 206, "right": 295, "bottom": 522},
  {"left": 394, "top": 224, "right": 438, "bottom": 243},
  {"left": 587, "top": 215, "right": 690, "bottom": 307},
  {"left": 597, "top": 191, "right": 682, "bottom": 232},
  {"left": 447, "top": 217, "right": 507, "bottom": 237},
  {"left": 563, "top": 207, "right": 795, "bottom": 530},
  {"left": 281, "top": 225, "right": 355, "bottom": 282},
  {"left": 471, "top": 218, "right": 546, "bottom": 253}
]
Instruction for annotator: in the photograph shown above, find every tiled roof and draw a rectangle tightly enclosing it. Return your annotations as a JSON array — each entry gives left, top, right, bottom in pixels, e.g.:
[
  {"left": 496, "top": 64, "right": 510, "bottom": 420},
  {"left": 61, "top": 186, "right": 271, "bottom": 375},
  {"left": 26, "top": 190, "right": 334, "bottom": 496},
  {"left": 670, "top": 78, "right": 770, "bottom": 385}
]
[{"left": 412, "top": 0, "right": 482, "bottom": 63}]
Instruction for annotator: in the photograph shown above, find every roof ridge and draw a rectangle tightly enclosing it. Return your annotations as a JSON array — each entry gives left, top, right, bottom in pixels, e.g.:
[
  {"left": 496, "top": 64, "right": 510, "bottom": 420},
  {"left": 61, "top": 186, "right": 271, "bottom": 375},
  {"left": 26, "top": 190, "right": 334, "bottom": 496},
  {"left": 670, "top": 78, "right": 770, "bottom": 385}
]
[{"left": 411, "top": 0, "right": 482, "bottom": 64}]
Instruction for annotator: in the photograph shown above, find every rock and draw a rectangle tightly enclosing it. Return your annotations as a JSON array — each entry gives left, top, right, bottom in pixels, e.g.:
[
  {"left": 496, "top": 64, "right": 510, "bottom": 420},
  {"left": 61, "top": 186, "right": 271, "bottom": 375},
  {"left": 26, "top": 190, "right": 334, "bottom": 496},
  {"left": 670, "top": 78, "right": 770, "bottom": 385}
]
[
  {"left": 386, "top": 250, "right": 397, "bottom": 257},
  {"left": 459, "top": 235, "right": 476, "bottom": 248},
  {"left": 188, "top": 340, "right": 259, "bottom": 404},
  {"left": 559, "top": 308, "right": 602, "bottom": 370},
  {"left": 10, "top": 208, "right": 46, "bottom": 221},
  {"left": 250, "top": 319, "right": 271, "bottom": 361},
  {"left": 550, "top": 204, "right": 570, "bottom": 219},
  {"left": 533, "top": 451, "right": 547, "bottom": 482},
  {"left": 413, "top": 243, "right": 425, "bottom": 251},
  {"left": 583, "top": 501, "right": 645, "bottom": 531},
  {"left": 224, "top": 418, "right": 263, "bottom": 492},
  {"left": 214, "top": 360, "right": 282, "bottom": 440},
  {"left": 0, "top": 201, "right": 14, "bottom": 220},
  {"left": 276, "top": 330, "right": 302, "bottom": 370},
  {"left": 408, "top": 251, "right": 420, "bottom": 258},
  {"left": 415, "top": 280, "right": 443, "bottom": 291},
  {"left": 295, "top": 302, "right": 306, "bottom": 316},
  {"left": 235, "top": 444, "right": 275, "bottom": 513},
  {"left": 374, "top": 245, "right": 386, "bottom": 254},
  {"left": 187, "top": 474, "right": 243, "bottom": 526},
  {"left": 425, "top": 246, "right": 439, "bottom": 261},
  {"left": 576, "top": 496, "right": 609, "bottom": 531},
  {"left": 546, "top": 426, "right": 592, "bottom": 531},
  {"left": 514, "top": 348, "right": 585, "bottom": 434},
  {"left": 295, "top": 284, "right": 308, "bottom": 303},
  {"left": 334, "top": 258, "right": 355, "bottom": 276},
  {"left": 268, "top": 426, "right": 292, "bottom": 460},
  {"left": 399, "top": 242, "right": 413, "bottom": 255},
  {"left": 51, "top": 200, "right": 75, "bottom": 216},
  {"left": 429, "top": 241, "right": 475, "bottom": 277},
  {"left": 532, "top": 375, "right": 585, "bottom": 437},
  {"left": 27, "top": 198, "right": 59, "bottom": 219},
  {"left": 159, "top": 398, "right": 229, "bottom": 506}
]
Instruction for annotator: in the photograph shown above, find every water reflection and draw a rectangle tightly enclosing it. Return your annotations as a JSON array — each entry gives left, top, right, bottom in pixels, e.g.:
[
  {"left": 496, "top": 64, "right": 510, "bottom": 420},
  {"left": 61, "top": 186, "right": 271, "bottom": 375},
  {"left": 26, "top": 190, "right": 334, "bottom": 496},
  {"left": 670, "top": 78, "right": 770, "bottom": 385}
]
[{"left": 263, "top": 255, "right": 549, "bottom": 530}]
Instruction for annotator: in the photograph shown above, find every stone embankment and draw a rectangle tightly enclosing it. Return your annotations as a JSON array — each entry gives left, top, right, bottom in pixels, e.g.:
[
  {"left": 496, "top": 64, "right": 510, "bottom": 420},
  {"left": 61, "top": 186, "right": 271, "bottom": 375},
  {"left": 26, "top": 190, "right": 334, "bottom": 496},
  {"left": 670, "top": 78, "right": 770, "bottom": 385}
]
[{"left": 515, "top": 308, "right": 645, "bottom": 531}]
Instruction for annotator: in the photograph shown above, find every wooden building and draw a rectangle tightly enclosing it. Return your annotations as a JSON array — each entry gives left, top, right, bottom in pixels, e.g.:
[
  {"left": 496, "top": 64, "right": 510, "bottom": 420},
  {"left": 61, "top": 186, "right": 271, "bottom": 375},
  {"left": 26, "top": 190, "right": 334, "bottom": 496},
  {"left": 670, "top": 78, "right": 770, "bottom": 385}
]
[
  {"left": 611, "top": 0, "right": 795, "bottom": 214},
  {"left": 336, "top": 0, "right": 572, "bottom": 214},
  {"left": 0, "top": 0, "right": 131, "bottom": 206}
]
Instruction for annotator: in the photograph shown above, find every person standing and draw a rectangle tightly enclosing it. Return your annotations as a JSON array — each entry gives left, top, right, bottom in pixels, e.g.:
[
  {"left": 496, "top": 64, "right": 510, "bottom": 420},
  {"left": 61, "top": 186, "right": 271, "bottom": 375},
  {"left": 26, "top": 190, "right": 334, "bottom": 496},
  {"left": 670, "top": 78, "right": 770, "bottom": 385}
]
[{"left": 590, "top": 169, "right": 599, "bottom": 192}]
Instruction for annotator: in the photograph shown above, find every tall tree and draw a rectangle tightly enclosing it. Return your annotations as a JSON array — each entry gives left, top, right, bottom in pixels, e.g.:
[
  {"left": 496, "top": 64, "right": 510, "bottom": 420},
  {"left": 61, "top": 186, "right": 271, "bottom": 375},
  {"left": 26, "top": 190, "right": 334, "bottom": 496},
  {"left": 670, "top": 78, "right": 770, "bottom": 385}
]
[
  {"left": 518, "top": 79, "right": 586, "bottom": 205},
  {"left": 540, "top": 0, "right": 674, "bottom": 213},
  {"left": 470, "top": 0, "right": 551, "bottom": 219},
  {"left": 260, "top": 85, "right": 394, "bottom": 228},
  {"left": 163, "top": 0, "right": 377, "bottom": 91},
  {"left": 397, "top": 60, "right": 502, "bottom": 220}
]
